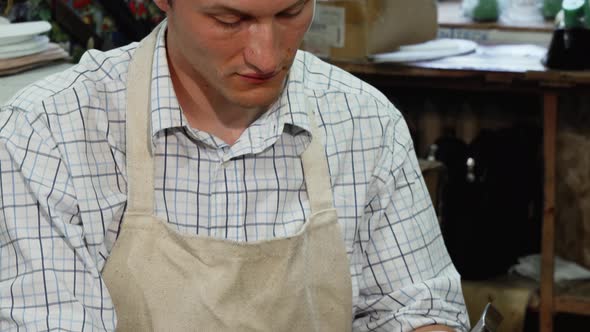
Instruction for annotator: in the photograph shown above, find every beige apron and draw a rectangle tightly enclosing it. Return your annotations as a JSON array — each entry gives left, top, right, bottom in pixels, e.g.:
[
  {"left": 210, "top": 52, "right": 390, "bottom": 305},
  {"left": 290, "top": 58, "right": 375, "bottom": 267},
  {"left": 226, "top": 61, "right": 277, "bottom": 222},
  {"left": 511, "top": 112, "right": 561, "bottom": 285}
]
[{"left": 102, "top": 24, "right": 353, "bottom": 332}]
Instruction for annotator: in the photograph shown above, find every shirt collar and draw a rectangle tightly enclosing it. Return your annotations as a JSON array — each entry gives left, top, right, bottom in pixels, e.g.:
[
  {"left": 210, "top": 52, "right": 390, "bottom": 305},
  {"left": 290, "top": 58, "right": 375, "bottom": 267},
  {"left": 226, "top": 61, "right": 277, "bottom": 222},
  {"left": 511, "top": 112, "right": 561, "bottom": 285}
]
[{"left": 147, "top": 20, "right": 312, "bottom": 145}]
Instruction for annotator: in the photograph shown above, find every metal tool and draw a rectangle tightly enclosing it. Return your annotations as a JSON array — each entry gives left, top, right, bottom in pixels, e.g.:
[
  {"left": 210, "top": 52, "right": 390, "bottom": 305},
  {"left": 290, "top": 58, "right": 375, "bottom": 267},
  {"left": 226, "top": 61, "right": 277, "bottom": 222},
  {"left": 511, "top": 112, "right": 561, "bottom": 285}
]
[{"left": 470, "top": 302, "right": 503, "bottom": 332}]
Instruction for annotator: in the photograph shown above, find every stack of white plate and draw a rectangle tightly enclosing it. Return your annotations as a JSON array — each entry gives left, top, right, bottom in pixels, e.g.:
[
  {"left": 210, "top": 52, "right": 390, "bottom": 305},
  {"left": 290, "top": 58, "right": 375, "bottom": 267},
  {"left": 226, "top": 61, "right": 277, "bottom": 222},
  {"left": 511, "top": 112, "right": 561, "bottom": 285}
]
[
  {"left": 0, "top": 21, "right": 52, "bottom": 60},
  {"left": 0, "top": 19, "right": 70, "bottom": 76}
]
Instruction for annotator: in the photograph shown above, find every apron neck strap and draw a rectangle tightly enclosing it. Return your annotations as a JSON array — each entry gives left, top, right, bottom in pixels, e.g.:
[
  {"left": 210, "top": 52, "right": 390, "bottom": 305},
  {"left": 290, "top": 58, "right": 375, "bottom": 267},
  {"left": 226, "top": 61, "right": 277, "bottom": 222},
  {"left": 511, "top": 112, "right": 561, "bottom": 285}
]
[
  {"left": 301, "top": 102, "right": 334, "bottom": 214},
  {"left": 125, "top": 23, "right": 161, "bottom": 215}
]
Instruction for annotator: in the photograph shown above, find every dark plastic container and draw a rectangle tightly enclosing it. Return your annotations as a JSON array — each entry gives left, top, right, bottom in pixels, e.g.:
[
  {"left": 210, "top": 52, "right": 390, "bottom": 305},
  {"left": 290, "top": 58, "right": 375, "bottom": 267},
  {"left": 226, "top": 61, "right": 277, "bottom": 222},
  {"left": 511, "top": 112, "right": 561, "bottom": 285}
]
[{"left": 543, "top": 28, "right": 590, "bottom": 70}]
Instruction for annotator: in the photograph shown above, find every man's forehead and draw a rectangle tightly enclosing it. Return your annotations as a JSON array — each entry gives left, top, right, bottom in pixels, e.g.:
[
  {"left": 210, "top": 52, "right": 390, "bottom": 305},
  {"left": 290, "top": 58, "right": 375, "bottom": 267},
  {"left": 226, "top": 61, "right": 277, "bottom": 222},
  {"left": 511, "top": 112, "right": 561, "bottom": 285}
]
[{"left": 196, "top": 0, "right": 309, "bottom": 13}]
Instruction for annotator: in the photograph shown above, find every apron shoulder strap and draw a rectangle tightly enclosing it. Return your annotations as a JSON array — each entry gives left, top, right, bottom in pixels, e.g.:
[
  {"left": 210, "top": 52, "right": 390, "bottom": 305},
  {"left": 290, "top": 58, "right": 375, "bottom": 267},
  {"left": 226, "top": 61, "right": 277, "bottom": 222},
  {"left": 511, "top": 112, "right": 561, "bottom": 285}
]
[
  {"left": 301, "top": 99, "right": 335, "bottom": 214},
  {"left": 125, "top": 24, "right": 162, "bottom": 215}
]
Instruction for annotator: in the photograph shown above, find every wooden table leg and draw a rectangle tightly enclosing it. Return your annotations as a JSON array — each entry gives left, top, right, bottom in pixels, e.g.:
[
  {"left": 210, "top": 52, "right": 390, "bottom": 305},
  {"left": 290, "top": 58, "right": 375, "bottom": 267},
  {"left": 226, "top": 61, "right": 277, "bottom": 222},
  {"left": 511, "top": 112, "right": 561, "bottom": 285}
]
[{"left": 540, "top": 92, "right": 557, "bottom": 332}]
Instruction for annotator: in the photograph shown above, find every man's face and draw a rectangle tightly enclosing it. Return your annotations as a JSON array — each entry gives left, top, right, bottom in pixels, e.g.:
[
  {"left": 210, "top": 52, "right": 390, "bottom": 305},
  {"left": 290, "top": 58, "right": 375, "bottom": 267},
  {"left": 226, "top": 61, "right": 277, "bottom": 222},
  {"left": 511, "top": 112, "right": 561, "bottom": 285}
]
[{"left": 157, "top": 0, "right": 314, "bottom": 110}]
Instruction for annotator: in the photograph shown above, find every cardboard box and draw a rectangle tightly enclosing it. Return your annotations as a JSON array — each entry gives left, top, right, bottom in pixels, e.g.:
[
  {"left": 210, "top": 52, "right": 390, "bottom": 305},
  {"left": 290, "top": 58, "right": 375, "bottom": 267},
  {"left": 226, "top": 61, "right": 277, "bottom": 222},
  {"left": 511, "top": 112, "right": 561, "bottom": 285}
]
[
  {"left": 302, "top": 0, "right": 438, "bottom": 60},
  {"left": 303, "top": 0, "right": 438, "bottom": 61}
]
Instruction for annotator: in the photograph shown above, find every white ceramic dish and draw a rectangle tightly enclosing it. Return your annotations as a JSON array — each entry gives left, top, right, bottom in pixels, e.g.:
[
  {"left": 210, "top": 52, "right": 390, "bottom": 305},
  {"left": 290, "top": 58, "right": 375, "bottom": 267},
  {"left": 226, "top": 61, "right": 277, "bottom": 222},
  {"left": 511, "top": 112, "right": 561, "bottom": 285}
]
[
  {"left": 370, "top": 39, "right": 478, "bottom": 63},
  {"left": 0, "top": 21, "right": 51, "bottom": 47},
  {"left": 0, "top": 38, "right": 49, "bottom": 60},
  {"left": 0, "top": 35, "right": 49, "bottom": 54},
  {"left": 0, "top": 17, "right": 10, "bottom": 25}
]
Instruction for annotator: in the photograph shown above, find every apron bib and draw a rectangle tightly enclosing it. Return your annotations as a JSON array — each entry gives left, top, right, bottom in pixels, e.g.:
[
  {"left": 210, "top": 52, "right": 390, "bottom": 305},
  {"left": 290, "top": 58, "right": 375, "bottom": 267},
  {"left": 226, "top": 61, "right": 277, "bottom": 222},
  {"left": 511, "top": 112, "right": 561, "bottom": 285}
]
[{"left": 102, "top": 23, "right": 353, "bottom": 332}]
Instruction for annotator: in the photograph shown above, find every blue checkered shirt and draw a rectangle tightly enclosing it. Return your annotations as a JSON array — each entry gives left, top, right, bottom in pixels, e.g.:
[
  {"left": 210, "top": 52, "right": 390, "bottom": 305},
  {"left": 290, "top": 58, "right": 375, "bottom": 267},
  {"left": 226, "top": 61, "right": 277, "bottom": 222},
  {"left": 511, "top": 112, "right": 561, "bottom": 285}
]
[{"left": 0, "top": 25, "right": 468, "bottom": 331}]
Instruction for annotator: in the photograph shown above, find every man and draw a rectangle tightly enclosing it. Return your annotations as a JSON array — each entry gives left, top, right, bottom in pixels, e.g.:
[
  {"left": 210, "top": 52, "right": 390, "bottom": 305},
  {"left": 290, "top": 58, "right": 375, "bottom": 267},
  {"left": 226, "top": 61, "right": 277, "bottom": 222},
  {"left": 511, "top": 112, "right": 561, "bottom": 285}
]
[{"left": 0, "top": 0, "right": 469, "bottom": 331}]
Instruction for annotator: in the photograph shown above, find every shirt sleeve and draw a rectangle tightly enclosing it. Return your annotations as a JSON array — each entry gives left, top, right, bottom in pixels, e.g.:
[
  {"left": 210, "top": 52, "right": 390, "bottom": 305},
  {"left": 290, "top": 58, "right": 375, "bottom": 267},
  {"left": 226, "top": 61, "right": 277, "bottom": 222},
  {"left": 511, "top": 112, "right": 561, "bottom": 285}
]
[
  {"left": 0, "top": 105, "right": 116, "bottom": 331},
  {"left": 352, "top": 108, "right": 470, "bottom": 332}
]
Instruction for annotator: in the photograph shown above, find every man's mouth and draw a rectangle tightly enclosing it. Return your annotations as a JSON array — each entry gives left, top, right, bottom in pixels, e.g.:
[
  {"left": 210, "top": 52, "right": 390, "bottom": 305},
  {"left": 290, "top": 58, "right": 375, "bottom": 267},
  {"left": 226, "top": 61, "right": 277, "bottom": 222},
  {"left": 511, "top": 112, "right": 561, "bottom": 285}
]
[{"left": 238, "top": 71, "right": 280, "bottom": 83}]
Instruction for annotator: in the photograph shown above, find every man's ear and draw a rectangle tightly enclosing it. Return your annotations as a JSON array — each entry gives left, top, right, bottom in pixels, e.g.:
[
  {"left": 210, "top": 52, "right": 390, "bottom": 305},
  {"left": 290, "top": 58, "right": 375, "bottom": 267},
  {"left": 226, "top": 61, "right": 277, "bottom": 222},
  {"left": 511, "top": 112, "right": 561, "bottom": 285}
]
[{"left": 153, "top": 0, "right": 171, "bottom": 13}]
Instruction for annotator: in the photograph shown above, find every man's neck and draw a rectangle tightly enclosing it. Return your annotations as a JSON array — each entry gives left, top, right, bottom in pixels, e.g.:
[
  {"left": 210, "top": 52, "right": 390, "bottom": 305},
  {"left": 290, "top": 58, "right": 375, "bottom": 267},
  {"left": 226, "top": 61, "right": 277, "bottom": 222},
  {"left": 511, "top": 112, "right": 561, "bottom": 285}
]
[
  {"left": 169, "top": 66, "right": 264, "bottom": 145},
  {"left": 165, "top": 36, "right": 265, "bottom": 146}
]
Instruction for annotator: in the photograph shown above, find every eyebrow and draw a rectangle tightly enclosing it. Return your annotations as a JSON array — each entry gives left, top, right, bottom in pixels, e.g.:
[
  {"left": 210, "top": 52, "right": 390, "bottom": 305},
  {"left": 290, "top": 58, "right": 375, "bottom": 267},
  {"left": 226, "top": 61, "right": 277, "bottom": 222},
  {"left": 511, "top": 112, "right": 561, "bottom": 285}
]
[{"left": 203, "top": 0, "right": 307, "bottom": 16}]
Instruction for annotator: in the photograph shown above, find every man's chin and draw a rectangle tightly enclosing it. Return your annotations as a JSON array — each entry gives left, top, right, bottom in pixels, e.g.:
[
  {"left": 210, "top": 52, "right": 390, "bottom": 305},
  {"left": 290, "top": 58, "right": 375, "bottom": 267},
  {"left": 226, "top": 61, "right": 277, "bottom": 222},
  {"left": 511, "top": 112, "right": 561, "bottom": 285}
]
[{"left": 227, "top": 85, "right": 285, "bottom": 110}]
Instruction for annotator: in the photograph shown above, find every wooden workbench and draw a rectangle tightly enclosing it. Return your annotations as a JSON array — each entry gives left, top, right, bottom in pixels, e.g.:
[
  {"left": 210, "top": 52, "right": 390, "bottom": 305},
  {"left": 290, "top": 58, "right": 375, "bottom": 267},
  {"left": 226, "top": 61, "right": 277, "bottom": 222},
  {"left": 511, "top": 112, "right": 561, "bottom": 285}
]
[{"left": 330, "top": 43, "right": 590, "bottom": 332}]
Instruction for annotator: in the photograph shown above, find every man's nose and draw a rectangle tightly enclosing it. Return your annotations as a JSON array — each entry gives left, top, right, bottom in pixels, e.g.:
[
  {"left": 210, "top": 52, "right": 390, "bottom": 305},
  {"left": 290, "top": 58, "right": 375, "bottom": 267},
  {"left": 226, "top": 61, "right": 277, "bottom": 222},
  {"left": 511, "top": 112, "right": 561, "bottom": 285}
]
[{"left": 244, "top": 22, "right": 281, "bottom": 74}]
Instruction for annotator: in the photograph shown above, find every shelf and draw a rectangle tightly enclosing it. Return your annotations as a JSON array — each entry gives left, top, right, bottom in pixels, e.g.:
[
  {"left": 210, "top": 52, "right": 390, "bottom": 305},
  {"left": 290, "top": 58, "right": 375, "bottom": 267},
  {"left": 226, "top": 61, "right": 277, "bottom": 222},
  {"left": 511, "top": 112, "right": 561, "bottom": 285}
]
[
  {"left": 554, "top": 281, "right": 590, "bottom": 316},
  {"left": 438, "top": 1, "right": 554, "bottom": 33},
  {"left": 329, "top": 44, "right": 590, "bottom": 93},
  {"left": 463, "top": 276, "right": 590, "bottom": 316},
  {"left": 528, "top": 281, "right": 590, "bottom": 315}
]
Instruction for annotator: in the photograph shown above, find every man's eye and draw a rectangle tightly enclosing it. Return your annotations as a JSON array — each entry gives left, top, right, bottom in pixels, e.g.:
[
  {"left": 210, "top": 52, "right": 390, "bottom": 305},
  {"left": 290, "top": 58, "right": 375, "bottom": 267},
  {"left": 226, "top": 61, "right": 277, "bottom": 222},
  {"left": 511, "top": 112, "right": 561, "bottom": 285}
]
[
  {"left": 214, "top": 15, "right": 243, "bottom": 28},
  {"left": 278, "top": 8, "right": 304, "bottom": 18}
]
